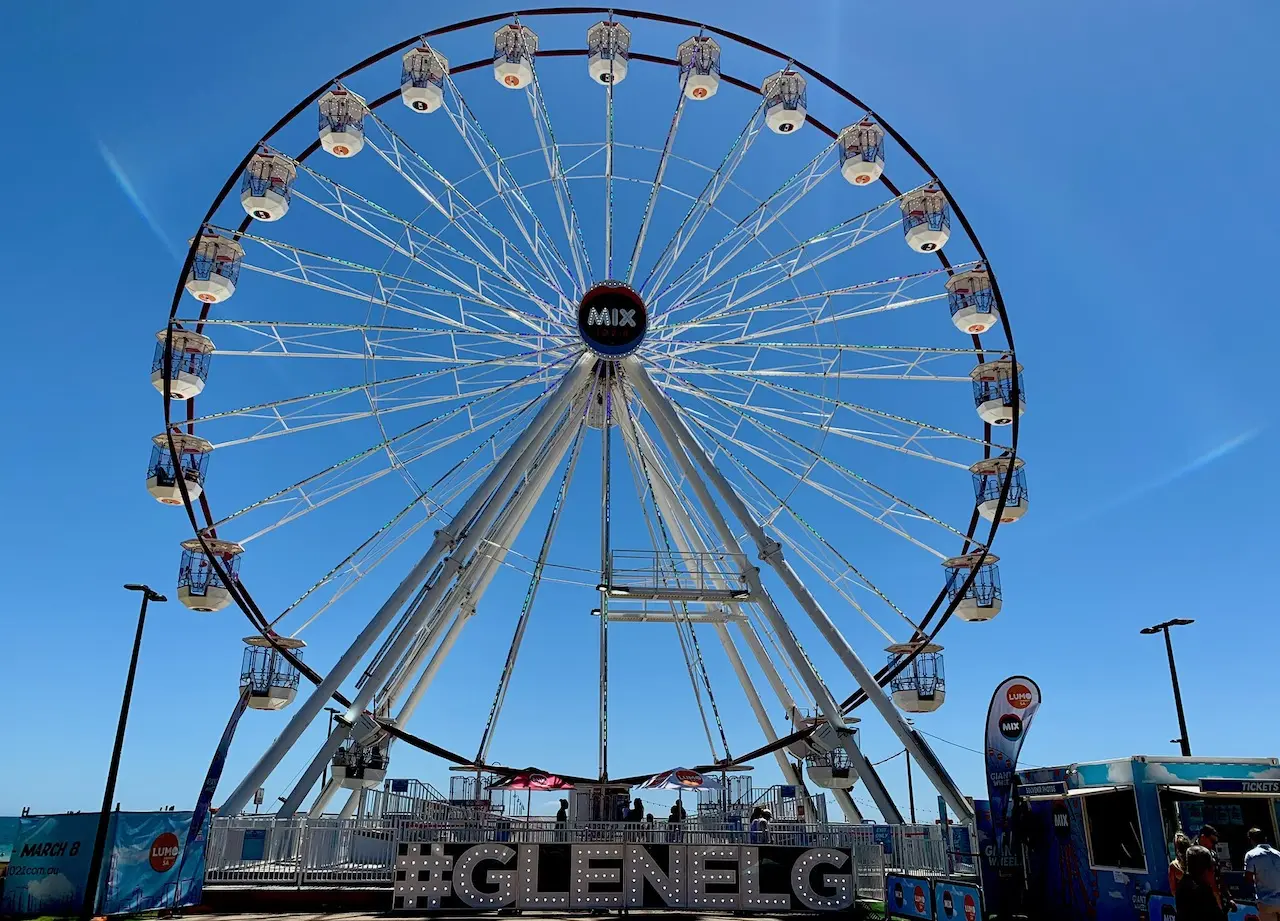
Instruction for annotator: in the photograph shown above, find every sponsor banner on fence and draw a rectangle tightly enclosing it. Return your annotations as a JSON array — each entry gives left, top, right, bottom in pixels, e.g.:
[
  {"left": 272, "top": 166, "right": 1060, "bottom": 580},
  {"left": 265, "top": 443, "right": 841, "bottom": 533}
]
[
  {"left": 0, "top": 812, "right": 206, "bottom": 916},
  {"left": 103, "top": 811, "right": 205, "bottom": 914},
  {"left": 0, "top": 813, "right": 107, "bottom": 915},
  {"left": 393, "top": 841, "right": 857, "bottom": 912},
  {"left": 886, "top": 873, "right": 933, "bottom": 919},
  {"left": 934, "top": 880, "right": 983, "bottom": 921}
]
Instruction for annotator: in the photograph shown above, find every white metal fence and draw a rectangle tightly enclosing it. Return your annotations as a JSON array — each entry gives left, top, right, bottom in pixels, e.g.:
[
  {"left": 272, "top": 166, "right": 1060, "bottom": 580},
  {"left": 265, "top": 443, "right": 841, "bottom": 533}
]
[{"left": 204, "top": 814, "right": 971, "bottom": 892}]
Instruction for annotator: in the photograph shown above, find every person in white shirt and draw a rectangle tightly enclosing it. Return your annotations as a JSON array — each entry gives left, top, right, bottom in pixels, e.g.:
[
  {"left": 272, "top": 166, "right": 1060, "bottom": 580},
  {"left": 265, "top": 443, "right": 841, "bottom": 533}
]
[{"left": 1245, "top": 827, "right": 1280, "bottom": 921}]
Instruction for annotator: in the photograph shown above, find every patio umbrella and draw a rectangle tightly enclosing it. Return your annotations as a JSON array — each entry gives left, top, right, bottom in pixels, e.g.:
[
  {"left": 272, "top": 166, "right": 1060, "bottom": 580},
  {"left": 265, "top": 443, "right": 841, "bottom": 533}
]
[
  {"left": 642, "top": 767, "right": 721, "bottom": 807},
  {"left": 489, "top": 769, "right": 575, "bottom": 817}
]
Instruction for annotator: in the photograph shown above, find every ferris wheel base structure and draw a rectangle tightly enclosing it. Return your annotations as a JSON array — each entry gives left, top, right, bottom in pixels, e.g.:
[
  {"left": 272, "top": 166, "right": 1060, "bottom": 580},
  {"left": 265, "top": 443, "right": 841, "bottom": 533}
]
[{"left": 153, "top": 8, "right": 1025, "bottom": 830}]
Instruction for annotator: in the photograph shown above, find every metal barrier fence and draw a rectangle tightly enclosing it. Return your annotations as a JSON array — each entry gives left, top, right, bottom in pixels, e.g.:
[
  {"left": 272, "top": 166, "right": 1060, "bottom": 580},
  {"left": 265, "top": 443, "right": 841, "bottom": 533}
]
[{"left": 204, "top": 815, "right": 969, "bottom": 891}]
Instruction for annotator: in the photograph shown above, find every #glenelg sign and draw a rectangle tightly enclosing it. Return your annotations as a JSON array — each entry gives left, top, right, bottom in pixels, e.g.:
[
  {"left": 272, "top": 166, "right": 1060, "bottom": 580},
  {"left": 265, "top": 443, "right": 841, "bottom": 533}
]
[{"left": 393, "top": 841, "right": 857, "bottom": 912}]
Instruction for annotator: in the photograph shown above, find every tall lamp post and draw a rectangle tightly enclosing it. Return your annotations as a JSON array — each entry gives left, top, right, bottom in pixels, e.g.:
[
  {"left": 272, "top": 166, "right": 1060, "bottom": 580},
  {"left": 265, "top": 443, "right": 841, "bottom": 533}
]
[
  {"left": 1140, "top": 618, "right": 1194, "bottom": 757},
  {"left": 80, "top": 584, "right": 167, "bottom": 921}
]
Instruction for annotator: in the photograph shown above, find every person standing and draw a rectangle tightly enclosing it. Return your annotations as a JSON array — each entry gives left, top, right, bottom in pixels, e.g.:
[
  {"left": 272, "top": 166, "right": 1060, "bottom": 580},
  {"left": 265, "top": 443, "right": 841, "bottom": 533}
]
[
  {"left": 1198, "top": 824, "right": 1235, "bottom": 912},
  {"left": 1170, "top": 833, "right": 1192, "bottom": 893},
  {"left": 1245, "top": 827, "right": 1280, "bottom": 921},
  {"left": 1177, "top": 845, "right": 1228, "bottom": 921},
  {"left": 555, "top": 798, "right": 569, "bottom": 842}
]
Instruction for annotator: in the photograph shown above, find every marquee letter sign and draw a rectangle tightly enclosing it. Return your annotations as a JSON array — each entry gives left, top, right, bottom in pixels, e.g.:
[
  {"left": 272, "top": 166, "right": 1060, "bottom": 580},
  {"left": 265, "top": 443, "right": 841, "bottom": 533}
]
[{"left": 393, "top": 842, "right": 856, "bottom": 912}]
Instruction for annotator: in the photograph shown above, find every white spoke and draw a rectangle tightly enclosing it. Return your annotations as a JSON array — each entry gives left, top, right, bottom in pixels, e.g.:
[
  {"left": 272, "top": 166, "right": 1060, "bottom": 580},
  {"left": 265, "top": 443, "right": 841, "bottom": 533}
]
[
  {"left": 287, "top": 162, "right": 563, "bottom": 332},
  {"left": 653, "top": 140, "right": 839, "bottom": 314},
  {"left": 657, "top": 266, "right": 962, "bottom": 341},
  {"left": 439, "top": 73, "right": 580, "bottom": 300},
  {"left": 626, "top": 80, "right": 686, "bottom": 286},
  {"left": 525, "top": 40, "right": 594, "bottom": 289},
  {"left": 362, "top": 112, "right": 570, "bottom": 315},
  {"left": 604, "top": 68, "right": 616, "bottom": 279},
  {"left": 653, "top": 187, "right": 921, "bottom": 326},
  {"left": 661, "top": 373, "right": 977, "bottom": 552},
  {"left": 639, "top": 101, "right": 766, "bottom": 300}
]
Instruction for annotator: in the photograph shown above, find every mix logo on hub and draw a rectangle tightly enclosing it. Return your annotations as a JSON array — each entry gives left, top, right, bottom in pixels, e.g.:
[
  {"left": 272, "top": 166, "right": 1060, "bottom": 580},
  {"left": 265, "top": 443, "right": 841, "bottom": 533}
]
[{"left": 586, "top": 306, "right": 636, "bottom": 328}]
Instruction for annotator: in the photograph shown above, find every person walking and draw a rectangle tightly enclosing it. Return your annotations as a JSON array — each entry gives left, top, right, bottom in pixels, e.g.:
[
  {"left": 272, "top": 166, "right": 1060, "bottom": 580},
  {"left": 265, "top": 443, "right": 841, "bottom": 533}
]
[
  {"left": 1170, "top": 833, "right": 1192, "bottom": 893},
  {"left": 1245, "top": 827, "right": 1280, "bottom": 921},
  {"left": 1177, "top": 845, "right": 1228, "bottom": 921}
]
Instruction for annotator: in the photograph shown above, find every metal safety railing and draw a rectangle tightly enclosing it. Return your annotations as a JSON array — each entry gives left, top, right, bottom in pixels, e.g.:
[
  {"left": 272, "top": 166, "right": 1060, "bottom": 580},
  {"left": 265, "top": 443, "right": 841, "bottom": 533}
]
[
  {"left": 608, "top": 548, "right": 750, "bottom": 594},
  {"left": 204, "top": 814, "right": 972, "bottom": 889}
]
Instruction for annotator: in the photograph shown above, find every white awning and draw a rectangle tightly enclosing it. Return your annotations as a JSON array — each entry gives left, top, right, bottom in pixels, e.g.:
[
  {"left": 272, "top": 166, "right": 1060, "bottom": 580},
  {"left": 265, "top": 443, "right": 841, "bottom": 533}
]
[
  {"left": 1160, "top": 784, "right": 1280, "bottom": 799},
  {"left": 1064, "top": 784, "right": 1132, "bottom": 797}
]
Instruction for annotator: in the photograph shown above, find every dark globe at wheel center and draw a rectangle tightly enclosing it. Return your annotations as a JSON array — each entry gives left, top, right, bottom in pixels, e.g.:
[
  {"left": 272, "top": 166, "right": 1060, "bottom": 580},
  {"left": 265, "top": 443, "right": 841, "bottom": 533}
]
[{"left": 577, "top": 281, "right": 647, "bottom": 358}]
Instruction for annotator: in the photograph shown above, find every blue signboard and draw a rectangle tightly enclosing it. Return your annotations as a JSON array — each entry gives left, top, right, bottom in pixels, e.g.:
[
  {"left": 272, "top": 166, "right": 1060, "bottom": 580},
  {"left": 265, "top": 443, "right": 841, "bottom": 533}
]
[
  {"left": 241, "top": 828, "right": 266, "bottom": 861},
  {"left": 1200, "top": 778, "right": 1280, "bottom": 795},
  {"left": 873, "top": 824, "right": 895, "bottom": 854},
  {"left": 103, "top": 811, "right": 205, "bottom": 914},
  {"left": 886, "top": 873, "right": 934, "bottom": 920},
  {"left": 1016, "top": 781, "right": 1066, "bottom": 798},
  {"left": 1148, "top": 894, "right": 1177, "bottom": 921},
  {"left": 0, "top": 813, "right": 109, "bottom": 915},
  {"left": 934, "top": 880, "right": 983, "bottom": 921}
]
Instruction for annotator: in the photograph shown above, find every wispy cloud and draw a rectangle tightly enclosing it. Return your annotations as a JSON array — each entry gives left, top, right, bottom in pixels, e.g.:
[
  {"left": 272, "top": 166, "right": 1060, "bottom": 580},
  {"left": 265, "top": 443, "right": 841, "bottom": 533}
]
[
  {"left": 97, "top": 140, "right": 181, "bottom": 259},
  {"left": 1065, "top": 426, "right": 1265, "bottom": 526}
]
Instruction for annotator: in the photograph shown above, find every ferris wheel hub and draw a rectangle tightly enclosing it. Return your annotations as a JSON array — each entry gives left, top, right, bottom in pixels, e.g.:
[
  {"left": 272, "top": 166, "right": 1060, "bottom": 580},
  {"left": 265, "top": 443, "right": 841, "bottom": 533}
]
[{"left": 577, "top": 280, "right": 647, "bottom": 359}]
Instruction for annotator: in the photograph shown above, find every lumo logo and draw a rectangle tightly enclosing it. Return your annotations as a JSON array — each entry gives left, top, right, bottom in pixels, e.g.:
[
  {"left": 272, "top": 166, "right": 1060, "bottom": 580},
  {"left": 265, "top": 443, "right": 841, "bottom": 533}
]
[
  {"left": 1006, "top": 683, "right": 1034, "bottom": 710},
  {"left": 149, "top": 832, "right": 180, "bottom": 872}
]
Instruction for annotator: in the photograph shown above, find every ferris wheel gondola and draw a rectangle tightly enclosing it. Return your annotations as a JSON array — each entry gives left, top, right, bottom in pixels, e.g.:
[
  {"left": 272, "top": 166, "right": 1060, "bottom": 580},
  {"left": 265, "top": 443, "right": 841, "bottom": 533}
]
[{"left": 151, "top": 9, "right": 1021, "bottom": 827}]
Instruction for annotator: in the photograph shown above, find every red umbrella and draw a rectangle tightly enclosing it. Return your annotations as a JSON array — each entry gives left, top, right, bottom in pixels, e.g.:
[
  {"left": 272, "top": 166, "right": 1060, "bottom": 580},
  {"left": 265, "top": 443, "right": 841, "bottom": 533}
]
[{"left": 488, "top": 769, "right": 575, "bottom": 816}]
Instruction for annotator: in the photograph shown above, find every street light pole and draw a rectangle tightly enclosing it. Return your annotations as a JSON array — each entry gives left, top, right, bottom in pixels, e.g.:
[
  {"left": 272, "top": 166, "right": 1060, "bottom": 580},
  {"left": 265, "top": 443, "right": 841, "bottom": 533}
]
[
  {"left": 80, "top": 584, "right": 167, "bottom": 921},
  {"left": 1140, "top": 618, "right": 1194, "bottom": 757},
  {"left": 904, "top": 719, "right": 917, "bottom": 824}
]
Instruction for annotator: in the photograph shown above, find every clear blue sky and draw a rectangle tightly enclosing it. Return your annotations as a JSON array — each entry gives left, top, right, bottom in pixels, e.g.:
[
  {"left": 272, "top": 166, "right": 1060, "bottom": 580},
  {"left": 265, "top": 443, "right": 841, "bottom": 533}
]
[{"left": 2, "top": 1, "right": 1278, "bottom": 824}]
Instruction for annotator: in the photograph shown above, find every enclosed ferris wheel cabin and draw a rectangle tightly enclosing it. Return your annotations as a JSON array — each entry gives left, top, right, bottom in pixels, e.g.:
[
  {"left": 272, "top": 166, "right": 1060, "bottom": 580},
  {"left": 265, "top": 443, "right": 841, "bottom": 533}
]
[
  {"left": 970, "top": 454, "right": 1029, "bottom": 523},
  {"left": 241, "top": 634, "right": 305, "bottom": 711},
  {"left": 943, "top": 552, "right": 1002, "bottom": 622},
  {"left": 400, "top": 45, "right": 449, "bottom": 112},
  {"left": 177, "top": 537, "right": 243, "bottom": 612},
  {"left": 887, "top": 643, "right": 946, "bottom": 713},
  {"left": 145, "top": 432, "right": 212, "bottom": 505},
  {"left": 151, "top": 329, "right": 213, "bottom": 400}
]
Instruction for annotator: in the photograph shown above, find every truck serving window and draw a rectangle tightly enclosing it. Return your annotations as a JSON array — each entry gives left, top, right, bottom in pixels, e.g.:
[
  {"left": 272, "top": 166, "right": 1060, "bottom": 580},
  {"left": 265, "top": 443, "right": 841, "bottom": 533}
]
[{"left": 1084, "top": 789, "right": 1147, "bottom": 872}]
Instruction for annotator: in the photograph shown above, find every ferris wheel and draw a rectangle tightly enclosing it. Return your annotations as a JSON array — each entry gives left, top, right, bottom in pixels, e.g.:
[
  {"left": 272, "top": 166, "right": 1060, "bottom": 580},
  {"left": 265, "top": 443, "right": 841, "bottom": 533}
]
[{"left": 150, "top": 8, "right": 1026, "bottom": 826}]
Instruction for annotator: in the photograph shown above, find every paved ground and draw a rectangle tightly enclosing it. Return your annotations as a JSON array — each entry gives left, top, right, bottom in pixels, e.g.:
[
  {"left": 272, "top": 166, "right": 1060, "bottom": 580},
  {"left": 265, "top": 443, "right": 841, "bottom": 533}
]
[{"left": 192, "top": 911, "right": 881, "bottom": 921}]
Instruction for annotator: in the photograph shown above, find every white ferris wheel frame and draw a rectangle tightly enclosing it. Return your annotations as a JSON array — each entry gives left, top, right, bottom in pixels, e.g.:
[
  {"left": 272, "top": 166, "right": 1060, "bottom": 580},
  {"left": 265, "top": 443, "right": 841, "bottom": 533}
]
[{"left": 157, "top": 7, "right": 1022, "bottom": 827}]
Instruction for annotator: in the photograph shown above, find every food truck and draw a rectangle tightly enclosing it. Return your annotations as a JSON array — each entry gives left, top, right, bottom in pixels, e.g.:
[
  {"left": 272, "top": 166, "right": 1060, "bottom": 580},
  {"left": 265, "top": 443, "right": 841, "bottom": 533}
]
[{"left": 980, "top": 756, "right": 1280, "bottom": 920}]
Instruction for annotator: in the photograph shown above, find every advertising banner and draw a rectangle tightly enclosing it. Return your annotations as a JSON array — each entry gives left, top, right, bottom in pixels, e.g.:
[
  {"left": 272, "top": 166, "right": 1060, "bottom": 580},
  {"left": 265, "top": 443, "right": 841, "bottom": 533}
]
[
  {"left": 0, "top": 813, "right": 109, "bottom": 915},
  {"left": 185, "top": 685, "right": 251, "bottom": 861},
  {"left": 983, "top": 676, "right": 1041, "bottom": 850},
  {"left": 103, "top": 811, "right": 205, "bottom": 914},
  {"left": 393, "top": 841, "right": 858, "bottom": 911},
  {"left": 934, "top": 880, "right": 983, "bottom": 921},
  {"left": 886, "top": 873, "right": 933, "bottom": 919}
]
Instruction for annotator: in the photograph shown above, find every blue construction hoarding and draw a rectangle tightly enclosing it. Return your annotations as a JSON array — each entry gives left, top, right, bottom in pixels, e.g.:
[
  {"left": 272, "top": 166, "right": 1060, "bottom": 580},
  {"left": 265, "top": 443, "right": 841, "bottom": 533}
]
[{"left": 0, "top": 811, "right": 206, "bottom": 915}]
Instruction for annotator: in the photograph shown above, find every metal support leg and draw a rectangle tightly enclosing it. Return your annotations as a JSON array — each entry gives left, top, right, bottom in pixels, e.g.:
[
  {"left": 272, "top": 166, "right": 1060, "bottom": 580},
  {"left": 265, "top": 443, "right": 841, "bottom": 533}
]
[
  {"left": 278, "top": 387, "right": 585, "bottom": 817},
  {"left": 620, "top": 417, "right": 819, "bottom": 816},
  {"left": 626, "top": 360, "right": 903, "bottom": 823},
  {"left": 219, "top": 358, "right": 589, "bottom": 817},
  {"left": 831, "top": 788, "right": 864, "bottom": 824},
  {"left": 629, "top": 359, "right": 973, "bottom": 823}
]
